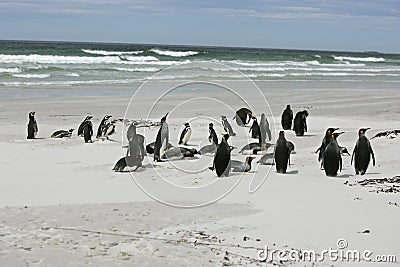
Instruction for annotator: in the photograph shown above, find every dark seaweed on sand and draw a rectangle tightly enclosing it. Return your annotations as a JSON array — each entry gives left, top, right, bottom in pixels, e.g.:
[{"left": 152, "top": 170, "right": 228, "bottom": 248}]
[{"left": 371, "top": 130, "right": 400, "bottom": 139}]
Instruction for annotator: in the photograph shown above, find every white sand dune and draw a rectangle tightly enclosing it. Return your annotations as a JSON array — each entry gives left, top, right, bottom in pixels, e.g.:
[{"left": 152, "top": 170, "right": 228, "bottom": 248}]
[{"left": 0, "top": 86, "right": 399, "bottom": 266}]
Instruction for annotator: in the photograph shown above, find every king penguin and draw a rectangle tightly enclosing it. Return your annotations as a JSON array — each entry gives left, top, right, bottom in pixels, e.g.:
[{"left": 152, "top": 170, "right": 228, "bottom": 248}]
[
  {"left": 323, "top": 132, "right": 344, "bottom": 177},
  {"left": 351, "top": 128, "right": 375, "bottom": 175},
  {"left": 281, "top": 105, "right": 293, "bottom": 130},
  {"left": 293, "top": 110, "right": 309, "bottom": 136},
  {"left": 213, "top": 134, "right": 231, "bottom": 177},
  {"left": 27, "top": 111, "right": 38, "bottom": 139},
  {"left": 315, "top": 128, "right": 339, "bottom": 169},
  {"left": 274, "top": 131, "right": 291, "bottom": 173}
]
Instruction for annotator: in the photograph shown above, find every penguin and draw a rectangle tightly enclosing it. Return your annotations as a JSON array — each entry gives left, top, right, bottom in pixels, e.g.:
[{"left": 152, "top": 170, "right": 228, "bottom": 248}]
[
  {"left": 340, "top": 147, "right": 350, "bottom": 156},
  {"left": 231, "top": 156, "right": 255, "bottom": 172},
  {"left": 27, "top": 111, "right": 38, "bottom": 139},
  {"left": 146, "top": 142, "right": 173, "bottom": 154},
  {"left": 96, "top": 115, "right": 112, "bottom": 139},
  {"left": 178, "top": 122, "right": 192, "bottom": 145},
  {"left": 154, "top": 113, "right": 169, "bottom": 162},
  {"left": 198, "top": 144, "right": 217, "bottom": 155},
  {"left": 274, "top": 131, "right": 291, "bottom": 173},
  {"left": 315, "top": 128, "right": 339, "bottom": 168},
  {"left": 351, "top": 128, "right": 375, "bottom": 175},
  {"left": 259, "top": 113, "right": 272, "bottom": 144},
  {"left": 126, "top": 121, "right": 137, "bottom": 142},
  {"left": 77, "top": 115, "right": 93, "bottom": 136},
  {"left": 293, "top": 110, "right": 309, "bottom": 136},
  {"left": 51, "top": 129, "right": 74, "bottom": 138},
  {"left": 257, "top": 153, "right": 275, "bottom": 165},
  {"left": 239, "top": 142, "right": 272, "bottom": 154},
  {"left": 249, "top": 117, "right": 260, "bottom": 139},
  {"left": 113, "top": 156, "right": 143, "bottom": 172},
  {"left": 208, "top": 123, "right": 218, "bottom": 145},
  {"left": 234, "top": 108, "right": 252, "bottom": 126},
  {"left": 281, "top": 105, "right": 293, "bottom": 130},
  {"left": 221, "top": 115, "right": 236, "bottom": 136},
  {"left": 323, "top": 132, "right": 344, "bottom": 177},
  {"left": 126, "top": 123, "right": 146, "bottom": 167},
  {"left": 82, "top": 119, "right": 93, "bottom": 143},
  {"left": 161, "top": 147, "right": 198, "bottom": 160},
  {"left": 213, "top": 134, "right": 231, "bottom": 177}
]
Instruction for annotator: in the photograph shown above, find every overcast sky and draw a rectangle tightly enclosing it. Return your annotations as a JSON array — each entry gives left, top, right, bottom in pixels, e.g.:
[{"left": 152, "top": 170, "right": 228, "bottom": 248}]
[{"left": 0, "top": 0, "right": 399, "bottom": 53}]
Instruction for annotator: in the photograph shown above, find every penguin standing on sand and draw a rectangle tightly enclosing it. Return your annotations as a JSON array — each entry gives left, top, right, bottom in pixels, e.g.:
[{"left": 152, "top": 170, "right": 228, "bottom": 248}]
[
  {"left": 323, "top": 132, "right": 344, "bottom": 177},
  {"left": 249, "top": 117, "right": 260, "bottom": 139},
  {"left": 315, "top": 128, "right": 339, "bottom": 169},
  {"left": 281, "top": 105, "right": 293, "bottom": 130},
  {"left": 234, "top": 108, "right": 252, "bottom": 126},
  {"left": 96, "top": 115, "right": 111, "bottom": 139},
  {"left": 208, "top": 123, "right": 218, "bottom": 145},
  {"left": 27, "top": 111, "right": 38, "bottom": 139},
  {"left": 260, "top": 113, "right": 272, "bottom": 143},
  {"left": 213, "top": 134, "right": 231, "bottom": 177},
  {"left": 154, "top": 113, "right": 169, "bottom": 162},
  {"left": 178, "top": 122, "right": 192, "bottom": 145},
  {"left": 221, "top": 115, "right": 236, "bottom": 136},
  {"left": 293, "top": 110, "right": 309, "bottom": 136},
  {"left": 77, "top": 116, "right": 93, "bottom": 136},
  {"left": 82, "top": 118, "right": 93, "bottom": 143},
  {"left": 351, "top": 128, "right": 375, "bottom": 175},
  {"left": 274, "top": 131, "right": 291, "bottom": 173}
]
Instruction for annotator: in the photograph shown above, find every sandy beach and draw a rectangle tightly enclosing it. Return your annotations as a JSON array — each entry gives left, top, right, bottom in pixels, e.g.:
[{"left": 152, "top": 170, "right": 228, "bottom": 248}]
[{"left": 0, "top": 83, "right": 399, "bottom": 266}]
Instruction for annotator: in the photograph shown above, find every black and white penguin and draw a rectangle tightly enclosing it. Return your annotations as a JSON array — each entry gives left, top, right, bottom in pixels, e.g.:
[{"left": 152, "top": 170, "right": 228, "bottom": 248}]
[
  {"left": 293, "top": 110, "right": 309, "bottom": 136},
  {"left": 221, "top": 115, "right": 236, "bottom": 136},
  {"left": 198, "top": 144, "right": 217, "bottom": 155},
  {"left": 234, "top": 108, "right": 252, "bottom": 126},
  {"left": 27, "top": 111, "right": 38, "bottom": 139},
  {"left": 51, "top": 129, "right": 74, "bottom": 138},
  {"left": 146, "top": 142, "right": 173, "bottom": 154},
  {"left": 178, "top": 122, "right": 192, "bottom": 145},
  {"left": 249, "top": 117, "right": 260, "bottom": 139},
  {"left": 281, "top": 105, "right": 293, "bottom": 130},
  {"left": 315, "top": 128, "right": 339, "bottom": 168},
  {"left": 231, "top": 156, "right": 255, "bottom": 172},
  {"left": 77, "top": 115, "right": 93, "bottom": 136},
  {"left": 351, "top": 128, "right": 375, "bottom": 175},
  {"left": 213, "top": 134, "right": 231, "bottom": 177},
  {"left": 259, "top": 113, "right": 272, "bottom": 143},
  {"left": 161, "top": 147, "right": 198, "bottom": 160},
  {"left": 154, "top": 113, "right": 169, "bottom": 162},
  {"left": 239, "top": 142, "right": 272, "bottom": 154},
  {"left": 113, "top": 156, "right": 143, "bottom": 172},
  {"left": 82, "top": 118, "right": 93, "bottom": 143},
  {"left": 126, "top": 124, "right": 146, "bottom": 165},
  {"left": 274, "top": 131, "right": 291, "bottom": 173},
  {"left": 323, "top": 132, "right": 344, "bottom": 177},
  {"left": 208, "top": 123, "right": 218, "bottom": 145},
  {"left": 126, "top": 122, "right": 137, "bottom": 142},
  {"left": 96, "top": 115, "right": 112, "bottom": 139}
]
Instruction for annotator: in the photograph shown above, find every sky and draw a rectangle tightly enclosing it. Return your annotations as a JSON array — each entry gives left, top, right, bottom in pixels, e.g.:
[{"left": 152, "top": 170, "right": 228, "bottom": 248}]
[{"left": 0, "top": 0, "right": 399, "bottom": 53}]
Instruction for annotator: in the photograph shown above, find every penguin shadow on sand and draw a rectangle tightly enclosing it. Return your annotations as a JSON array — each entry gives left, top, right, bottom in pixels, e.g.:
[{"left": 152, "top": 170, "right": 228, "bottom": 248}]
[{"left": 284, "top": 170, "right": 299, "bottom": 175}]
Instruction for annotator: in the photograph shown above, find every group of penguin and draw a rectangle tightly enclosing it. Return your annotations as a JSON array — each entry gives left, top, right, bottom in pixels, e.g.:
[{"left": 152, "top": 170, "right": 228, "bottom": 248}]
[
  {"left": 27, "top": 111, "right": 118, "bottom": 142},
  {"left": 26, "top": 104, "right": 376, "bottom": 177}
]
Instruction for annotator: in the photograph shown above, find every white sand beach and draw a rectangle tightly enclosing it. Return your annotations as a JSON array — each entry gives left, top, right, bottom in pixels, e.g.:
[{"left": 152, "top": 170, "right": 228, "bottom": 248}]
[{"left": 1, "top": 84, "right": 400, "bottom": 266}]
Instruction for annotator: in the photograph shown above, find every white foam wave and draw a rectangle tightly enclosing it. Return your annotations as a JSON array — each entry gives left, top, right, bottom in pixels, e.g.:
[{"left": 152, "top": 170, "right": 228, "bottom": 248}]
[
  {"left": 333, "top": 56, "right": 385, "bottom": 62},
  {"left": 123, "top": 56, "right": 159, "bottom": 62},
  {"left": 150, "top": 49, "right": 199, "bottom": 57},
  {"left": 13, "top": 73, "right": 50, "bottom": 78},
  {"left": 82, "top": 49, "right": 143, "bottom": 55},
  {"left": 0, "top": 67, "right": 21, "bottom": 73},
  {"left": 64, "top": 73, "right": 80, "bottom": 77},
  {"left": 114, "top": 67, "right": 160, "bottom": 72}
]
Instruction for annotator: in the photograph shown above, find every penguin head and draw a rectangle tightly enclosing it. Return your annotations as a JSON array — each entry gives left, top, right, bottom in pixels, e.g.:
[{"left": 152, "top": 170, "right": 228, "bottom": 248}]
[
  {"left": 221, "top": 115, "right": 226, "bottom": 119},
  {"left": 359, "top": 128, "right": 370, "bottom": 135},
  {"left": 326, "top": 127, "right": 339, "bottom": 134},
  {"left": 85, "top": 115, "right": 93, "bottom": 121},
  {"left": 252, "top": 117, "right": 257, "bottom": 121},
  {"left": 340, "top": 147, "right": 350, "bottom": 155},
  {"left": 279, "top": 131, "right": 285, "bottom": 137},
  {"left": 332, "top": 132, "right": 344, "bottom": 139},
  {"left": 246, "top": 156, "right": 256, "bottom": 164},
  {"left": 68, "top": 129, "right": 74, "bottom": 133},
  {"left": 160, "top": 112, "right": 169, "bottom": 123},
  {"left": 286, "top": 104, "right": 291, "bottom": 109},
  {"left": 29, "top": 111, "right": 35, "bottom": 117},
  {"left": 303, "top": 110, "right": 309, "bottom": 117},
  {"left": 222, "top": 133, "right": 230, "bottom": 141},
  {"left": 184, "top": 122, "right": 190, "bottom": 127},
  {"left": 209, "top": 122, "right": 214, "bottom": 127}
]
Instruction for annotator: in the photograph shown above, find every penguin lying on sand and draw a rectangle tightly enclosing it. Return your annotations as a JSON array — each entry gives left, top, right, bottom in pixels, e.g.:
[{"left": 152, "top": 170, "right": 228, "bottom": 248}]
[
  {"left": 146, "top": 142, "right": 173, "bottom": 154},
  {"left": 231, "top": 156, "right": 255, "bottom": 172},
  {"left": 161, "top": 147, "right": 198, "bottom": 160},
  {"left": 51, "top": 129, "right": 74, "bottom": 138}
]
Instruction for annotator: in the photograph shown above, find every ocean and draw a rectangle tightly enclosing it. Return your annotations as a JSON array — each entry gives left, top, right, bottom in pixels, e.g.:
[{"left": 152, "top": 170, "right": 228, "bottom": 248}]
[{"left": 1, "top": 40, "right": 400, "bottom": 90}]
